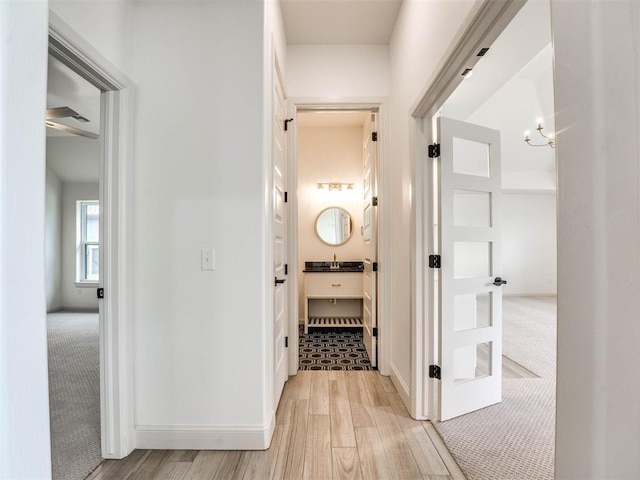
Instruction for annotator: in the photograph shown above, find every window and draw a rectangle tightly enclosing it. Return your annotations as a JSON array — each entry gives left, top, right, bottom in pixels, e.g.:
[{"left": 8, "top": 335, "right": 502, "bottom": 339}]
[{"left": 78, "top": 201, "right": 99, "bottom": 283}]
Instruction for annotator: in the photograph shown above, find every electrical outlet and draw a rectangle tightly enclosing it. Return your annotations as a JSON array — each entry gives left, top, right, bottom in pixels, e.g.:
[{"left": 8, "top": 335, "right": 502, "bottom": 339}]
[{"left": 201, "top": 248, "right": 215, "bottom": 270}]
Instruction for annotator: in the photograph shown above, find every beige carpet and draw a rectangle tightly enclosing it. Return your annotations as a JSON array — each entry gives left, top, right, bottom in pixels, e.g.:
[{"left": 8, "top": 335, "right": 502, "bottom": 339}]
[
  {"left": 433, "top": 296, "right": 556, "bottom": 480},
  {"left": 47, "top": 312, "right": 102, "bottom": 480}
]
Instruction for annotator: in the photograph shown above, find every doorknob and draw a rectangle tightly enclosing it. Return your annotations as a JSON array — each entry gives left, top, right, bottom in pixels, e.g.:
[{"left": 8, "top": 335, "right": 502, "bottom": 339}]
[
  {"left": 493, "top": 277, "right": 507, "bottom": 286},
  {"left": 275, "top": 277, "right": 286, "bottom": 286}
]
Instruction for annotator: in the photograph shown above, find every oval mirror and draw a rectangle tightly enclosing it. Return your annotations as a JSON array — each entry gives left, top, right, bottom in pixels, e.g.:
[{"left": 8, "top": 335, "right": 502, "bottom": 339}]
[{"left": 315, "top": 207, "right": 353, "bottom": 246}]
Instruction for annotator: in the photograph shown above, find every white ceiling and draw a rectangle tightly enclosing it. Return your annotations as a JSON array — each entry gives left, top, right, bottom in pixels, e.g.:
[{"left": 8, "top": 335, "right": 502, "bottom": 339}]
[
  {"left": 44, "top": 0, "right": 550, "bottom": 180},
  {"left": 281, "top": 0, "right": 403, "bottom": 45},
  {"left": 441, "top": 0, "right": 552, "bottom": 121},
  {"left": 46, "top": 55, "right": 101, "bottom": 183},
  {"left": 47, "top": 54, "right": 101, "bottom": 138}
]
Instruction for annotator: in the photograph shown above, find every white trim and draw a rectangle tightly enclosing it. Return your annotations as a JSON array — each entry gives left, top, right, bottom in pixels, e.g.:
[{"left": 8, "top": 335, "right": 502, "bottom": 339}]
[
  {"left": 49, "top": 12, "right": 135, "bottom": 459},
  {"left": 286, "top": 99, "right": 299, "bottom": 376},
  {"left": 411, "top": 1, "right": 527, "bottom": 119},
  {"left": 410, "top": 0, "right": 527, "bottom": 420},
  {"left": 390, "top": 362, "right": 412, "bottom": 415},
  {"left": 75, "top": 281, "right": 99, "bottom": 288},
  {"left": 135, "top": 418, "right": 276, "bottom": 450},
  {"left": 411, "top": 116, "right": 431, "bottom": 420},
  {"left": 77, "top": 200, "right": 99, "bottom": 283},
  {"left": 287, "top": 97, "right": 391, "bottom": 376}
]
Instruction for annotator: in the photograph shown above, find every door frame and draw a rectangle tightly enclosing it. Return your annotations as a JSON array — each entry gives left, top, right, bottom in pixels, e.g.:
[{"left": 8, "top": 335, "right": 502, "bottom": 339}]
[
  {"left": 49, "top": 12, "right": 135, "bottom": 458},
  {"left": 409, "top": 0, "right": 527, "bottom": 419},
  {"left": 286, "top": 97, "right": 390, "bottom": 377}
]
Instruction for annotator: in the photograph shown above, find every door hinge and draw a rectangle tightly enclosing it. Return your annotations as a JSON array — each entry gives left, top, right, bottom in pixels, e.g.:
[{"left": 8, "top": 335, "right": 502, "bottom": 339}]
[
  {"left": 284, "top": 192, "right": 288, "bottom": 203},
  {"left": 428, "top": 254, "right": 441, "bottom": 269},
  {"left": 284, "top": 264, "right": 288, "bottom": 275},
  {"left": 372, "top": 262, "right": 378, "bottom": 272},
  {"left": 285, "top": 336, "right": 289, "bottom": 348},
  {"left": 428, "top": 143, "right": 440, "bottom": 158},
  {"left": 372, "top": 196, "right": 378, "bottom": 206},
  {"left": 97, "top": 288, "right": 104, "bottom": 299},
  {"left": 429, "top": 365, "right": 441, "bottom": 380},
  {"left": 372, "top": 327, "right": 378, "bottom": 337},
  {"left": 284, "top": 118, "right": 293, "bottom": 131},
  {"left": 372, "top": 131, "right": 378, "bottom": 142}
]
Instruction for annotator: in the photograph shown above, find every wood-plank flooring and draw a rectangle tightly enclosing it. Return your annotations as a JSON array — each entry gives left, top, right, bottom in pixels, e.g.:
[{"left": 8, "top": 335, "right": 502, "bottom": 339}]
[{"left": 87, "top": 371, "right": 465, "bottom": 480}]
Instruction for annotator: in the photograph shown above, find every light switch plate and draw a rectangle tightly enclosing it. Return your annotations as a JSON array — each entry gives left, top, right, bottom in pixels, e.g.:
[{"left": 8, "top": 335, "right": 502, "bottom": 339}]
[{"left": 201, "top": 248, "right": 215, "bottom": 270}]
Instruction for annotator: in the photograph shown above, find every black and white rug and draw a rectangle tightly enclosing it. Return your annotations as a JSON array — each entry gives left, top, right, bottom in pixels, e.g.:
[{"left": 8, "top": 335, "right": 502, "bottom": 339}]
[{"left": 298, "top": 326, "right": 371, "bottom": 370}]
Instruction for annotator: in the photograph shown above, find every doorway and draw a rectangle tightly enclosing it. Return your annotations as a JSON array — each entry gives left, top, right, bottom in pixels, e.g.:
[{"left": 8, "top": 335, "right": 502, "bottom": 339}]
[
  {"left": 287, "top": 105, "right": 388, "bottom": 375},
  {"left": 48, "top": 14, "right": 136, "bottom": 461},
  {"left": 415, "top": 0, "right": 557, "bottom": 478},
  {"left": 45, "top": 51, "right": 103, "bottom": 480}
]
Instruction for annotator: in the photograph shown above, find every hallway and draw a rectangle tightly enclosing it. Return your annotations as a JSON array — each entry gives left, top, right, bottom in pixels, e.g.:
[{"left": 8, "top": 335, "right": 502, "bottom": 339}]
[{"left": 87, "top": 371, "right": 464, "bottom": 479}]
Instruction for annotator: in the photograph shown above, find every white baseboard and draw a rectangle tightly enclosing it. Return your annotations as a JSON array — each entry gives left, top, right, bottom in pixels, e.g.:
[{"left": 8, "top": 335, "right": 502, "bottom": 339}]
[
  {"left": 62, "top": 307, "right": 100, "bottom": 313},
  {"left": 135, "top": 415, "right": 276, "bottom": 450},
  {"left": 389, "top": 363, "right": 410, "bottom": 409}
]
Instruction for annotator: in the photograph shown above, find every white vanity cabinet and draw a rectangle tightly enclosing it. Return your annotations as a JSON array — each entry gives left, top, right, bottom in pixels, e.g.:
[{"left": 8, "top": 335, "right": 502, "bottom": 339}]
[{"left": 304, "top": 272, "right": 363, "bottom": 333}]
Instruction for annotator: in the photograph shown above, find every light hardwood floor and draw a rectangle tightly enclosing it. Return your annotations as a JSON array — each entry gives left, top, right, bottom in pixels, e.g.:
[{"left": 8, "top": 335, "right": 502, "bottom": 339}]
[{"left": 87, "top": 371, "right": 465, "bottom": 480}]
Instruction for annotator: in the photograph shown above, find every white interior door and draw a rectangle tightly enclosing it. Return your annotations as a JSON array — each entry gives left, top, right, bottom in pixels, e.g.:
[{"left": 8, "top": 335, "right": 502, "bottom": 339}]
[
  {"left": 273, "top": 61, "right": 288, "bottom": 405},
  {"left": 438, "top": 116, "right": 503, "bottom": 421},
  {"left": 362, "top": 113, "right": 378, "bottom": 368}
]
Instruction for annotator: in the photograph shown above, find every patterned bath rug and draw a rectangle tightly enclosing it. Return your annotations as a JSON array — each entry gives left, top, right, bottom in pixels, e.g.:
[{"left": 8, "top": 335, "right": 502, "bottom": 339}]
[{"left": 298, "top": 326, "right": 371, "bottom": 370}]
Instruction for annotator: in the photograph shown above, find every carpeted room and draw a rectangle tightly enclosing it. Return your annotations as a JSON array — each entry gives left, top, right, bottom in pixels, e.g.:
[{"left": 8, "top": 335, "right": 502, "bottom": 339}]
[
  {"left": 431, "top": 1, "right": 558, "bottom": 477},
  {"left": 434, "top": 296, "right": 557, "bottom": 479},
  {"left": 45, "top": 52, "right": 103, "bottom": 480},
  {"left": 47, "top": 312, "right": 101, "bottom": 480}
]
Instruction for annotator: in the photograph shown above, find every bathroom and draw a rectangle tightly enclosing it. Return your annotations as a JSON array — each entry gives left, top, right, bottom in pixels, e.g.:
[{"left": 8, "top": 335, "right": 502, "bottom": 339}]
[{"left": 296, "top": 110, "right": 377, "bottom": 370}]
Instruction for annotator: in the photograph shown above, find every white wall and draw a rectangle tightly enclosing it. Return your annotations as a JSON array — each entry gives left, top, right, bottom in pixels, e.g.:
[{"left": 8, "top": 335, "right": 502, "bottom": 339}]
[
  {"left": 388, "top": 0, "right": 480, "bottom": 401},
  {"left": 453, "top": 41, "right": 557, "bottom": 296},
  {"left": 502, "top": 192, "right": 556, "bottom": 295},
  {"left": 46, "top": 166, "right": 63, "bottom": 312},
  {"left": 50, "top": 0, "right": 134, "bottom": 76},
  {"left": 46, "top": 135, "right": 101, "bottom": 311},
  {"left": 297, "top": 126, "right": 365, "bottom": 319},
  {"left": 0, "top": 0, "right": 51, "bottom": 477},
  {"left": 552, "top": 0, "right": 640, "bottom": 477},
  {"left": 51, "top": 0, "right": 287, "bottom": 451},
  {"left": 287, "top": 45, "right": 389, "bottom": 98},
  {"left": 61, "top": 183, "right": 99, "bottom": 311},
  {"left": 131, "top": 1, "right": 274, "bottom": 446},
  {"left": 466, "top": 45, "right": 556, "bottom": 191},
  {"left": 46, "top": 136, "right": 100, "bottom": 183}
]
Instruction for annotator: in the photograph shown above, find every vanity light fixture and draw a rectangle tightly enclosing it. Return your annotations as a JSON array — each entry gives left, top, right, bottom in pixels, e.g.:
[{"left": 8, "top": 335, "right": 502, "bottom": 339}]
[
  {"left": 524, "top": 120, "right": 555, "bottom": 148},
  {"left": 317, "top": 182, "right": 354, "bottom": 191}
]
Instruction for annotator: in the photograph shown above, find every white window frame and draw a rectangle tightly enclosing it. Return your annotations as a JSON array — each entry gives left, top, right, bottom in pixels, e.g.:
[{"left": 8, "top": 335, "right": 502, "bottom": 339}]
[{"left": 76, "top": 200, "right": 99, "bottom": 286}]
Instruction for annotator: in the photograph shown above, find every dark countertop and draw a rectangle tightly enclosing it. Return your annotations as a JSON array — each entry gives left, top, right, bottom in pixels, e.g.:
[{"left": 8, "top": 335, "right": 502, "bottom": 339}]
[{"left": 303, "top": 261, "right": 364, "bottom": 273}]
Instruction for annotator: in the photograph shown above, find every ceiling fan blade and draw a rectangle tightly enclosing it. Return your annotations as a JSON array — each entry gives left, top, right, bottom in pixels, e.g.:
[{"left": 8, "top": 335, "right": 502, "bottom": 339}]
[
  {"left": 46, "top": 106, "right": 79, "bottom": 119},
  {"left": 46, "top": 121, "right": 99, "bottom": 140}
]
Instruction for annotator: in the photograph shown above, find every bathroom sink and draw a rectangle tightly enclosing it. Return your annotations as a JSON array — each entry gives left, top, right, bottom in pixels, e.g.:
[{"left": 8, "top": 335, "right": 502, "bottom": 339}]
[{"left": 303, "top": 261, "right": 364, "bottom": 273}]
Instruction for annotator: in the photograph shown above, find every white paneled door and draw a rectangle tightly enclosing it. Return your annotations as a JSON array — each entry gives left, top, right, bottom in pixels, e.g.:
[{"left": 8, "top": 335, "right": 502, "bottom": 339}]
[
  {"left": 362, "top": 113, "right": 378, "bottom": 368},
  {"left": 438, "top": 116, "right": 503, "bottom": 421},
  {"left": 273, "top": 61, "right": 288, "bottom": 406}
]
